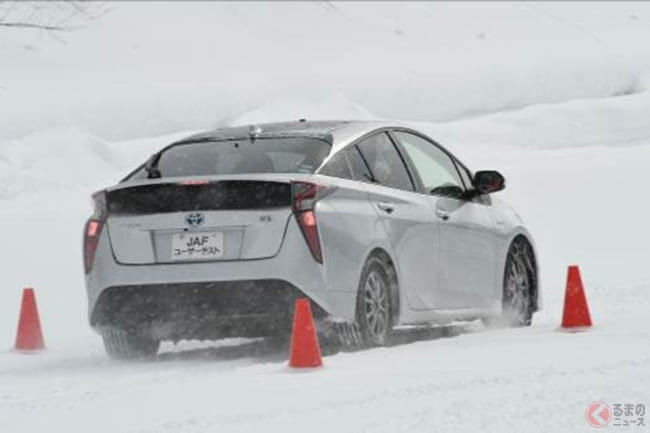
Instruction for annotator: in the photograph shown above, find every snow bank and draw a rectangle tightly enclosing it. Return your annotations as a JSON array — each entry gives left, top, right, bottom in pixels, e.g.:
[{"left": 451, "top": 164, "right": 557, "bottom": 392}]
[
  {"left": 3, "top": 2, "right": 650, "bottom": 140},
  {"left": 416, "top": 90, "right": 650, "bottom": 152},
  {"left": 0, "top": 128, "right": 194, "bottom": 199},
  {"left": 0, "top": 128, "right": 118, "bottom": 199}
]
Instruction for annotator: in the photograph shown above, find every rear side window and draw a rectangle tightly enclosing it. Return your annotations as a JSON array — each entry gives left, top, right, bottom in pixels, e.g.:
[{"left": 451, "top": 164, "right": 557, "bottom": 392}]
[
  {"left": 319, "top": 147, "right": 373, "bottom": 182},
  {"left": 319, "top": 151, "right": 353, "bottom": 179},
  {"left": 347, "top": 147, "right": 373, "bottom": 182},
  {"left": 129, "top": 137, "right": 331, "bottom": 179},
  {"left": 357, "top": 133, "right": 414, "bottom": 191}
]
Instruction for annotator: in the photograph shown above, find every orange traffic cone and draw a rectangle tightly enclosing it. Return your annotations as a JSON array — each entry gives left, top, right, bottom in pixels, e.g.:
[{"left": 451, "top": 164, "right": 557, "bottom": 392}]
[
  {"left": 15, "top": 288, "right": 45, "bottom": 351},
  {"left": 289, "top": 298, "right": 322, "bottom": 368},
  {"left": 561, "top": 265, "right": 592, "bottom": 330}
]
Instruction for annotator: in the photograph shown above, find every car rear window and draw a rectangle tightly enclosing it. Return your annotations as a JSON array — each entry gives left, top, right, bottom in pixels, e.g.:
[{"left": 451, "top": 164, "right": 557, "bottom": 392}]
[{"left": 129, "top": 137, "right": 331, "bottom": 180}]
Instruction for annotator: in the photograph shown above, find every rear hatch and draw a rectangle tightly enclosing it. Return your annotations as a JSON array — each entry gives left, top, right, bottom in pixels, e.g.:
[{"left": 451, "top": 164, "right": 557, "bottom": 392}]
[
  {"left": 103, "top": 134, "right": 332, "bottom": 264},
  {"left": 106, "top": 180, "right": 293, "bottom": 264}
]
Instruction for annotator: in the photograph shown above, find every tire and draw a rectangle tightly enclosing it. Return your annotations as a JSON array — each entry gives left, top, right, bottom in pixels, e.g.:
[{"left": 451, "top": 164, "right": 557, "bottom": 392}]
[
  {"left": 353, "top": 254, "right": 398, "bottom": 348},
  {"left": 102, "top": 329, "right": 160, "bottom": 360},
  {"left": 501, "top": 237, "right": 536, "bottom": 327}
]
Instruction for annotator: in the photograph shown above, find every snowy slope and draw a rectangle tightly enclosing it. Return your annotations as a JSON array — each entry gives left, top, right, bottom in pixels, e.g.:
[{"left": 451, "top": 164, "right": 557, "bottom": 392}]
[{"left": 2, "top": 2, "right": 650, "bottom": 140}]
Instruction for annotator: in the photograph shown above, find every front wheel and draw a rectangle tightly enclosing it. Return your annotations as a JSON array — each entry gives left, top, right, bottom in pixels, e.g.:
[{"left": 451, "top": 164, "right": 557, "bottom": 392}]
[{"left": 501, "top": 237, "right": 536, "bottom": 327}]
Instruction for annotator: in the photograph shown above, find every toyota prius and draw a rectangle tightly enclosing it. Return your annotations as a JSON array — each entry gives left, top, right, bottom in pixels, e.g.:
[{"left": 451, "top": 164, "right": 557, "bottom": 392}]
[{"left": 83, "top": 120, "right": 538, "bottom": 359}]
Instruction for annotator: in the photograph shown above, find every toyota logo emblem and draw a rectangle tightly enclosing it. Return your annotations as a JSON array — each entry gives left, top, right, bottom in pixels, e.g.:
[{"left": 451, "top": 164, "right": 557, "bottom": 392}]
[{"left": 185, "top": 213, "right": 205, "bottom": 227}]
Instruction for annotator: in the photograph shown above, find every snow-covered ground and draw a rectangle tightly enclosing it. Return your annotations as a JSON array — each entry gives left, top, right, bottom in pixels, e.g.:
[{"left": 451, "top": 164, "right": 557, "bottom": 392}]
[{"left": 2, "top": 2, "right": 650, "bottom": 433}]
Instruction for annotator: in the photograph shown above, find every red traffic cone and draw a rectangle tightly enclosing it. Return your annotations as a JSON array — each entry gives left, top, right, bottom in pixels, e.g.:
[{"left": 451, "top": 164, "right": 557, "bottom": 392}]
[
  {"left": 561, "top": 266, "right": 592, "bottom": 330},
  {"left": 15, "top": 288, "right": 45, "bottom": 351},
  {"left": 289, "top": 298, "right": 322, "bottom": 368}
]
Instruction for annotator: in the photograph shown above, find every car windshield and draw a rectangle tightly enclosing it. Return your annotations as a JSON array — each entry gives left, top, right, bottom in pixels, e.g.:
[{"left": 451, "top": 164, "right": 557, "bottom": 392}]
[{"left": 129, "top": 137, "right": 331, "bottom": 180}]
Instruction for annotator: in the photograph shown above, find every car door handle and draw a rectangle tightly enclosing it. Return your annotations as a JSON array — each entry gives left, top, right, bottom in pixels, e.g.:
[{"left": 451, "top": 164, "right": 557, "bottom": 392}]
[
  {"left": 377, "top": 202, "right": 395, "bottom": 214},
  {"left": 435, "top": 209, "right": 450, "bottom": 221}
]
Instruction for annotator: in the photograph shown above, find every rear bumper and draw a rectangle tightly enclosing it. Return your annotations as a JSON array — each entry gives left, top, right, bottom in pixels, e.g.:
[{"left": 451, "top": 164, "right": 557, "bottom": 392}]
[
  {"left": 85, "top": 217, "right": 357, "bottom": 340},
  {"left": 91, "top": 280, "right": 324, "bottom": 340}
]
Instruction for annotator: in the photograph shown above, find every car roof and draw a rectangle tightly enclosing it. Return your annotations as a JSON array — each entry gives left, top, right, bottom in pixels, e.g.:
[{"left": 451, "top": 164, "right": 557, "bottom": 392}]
[{"left": 172, "top": 120, "right": 411, "bottom": 152}]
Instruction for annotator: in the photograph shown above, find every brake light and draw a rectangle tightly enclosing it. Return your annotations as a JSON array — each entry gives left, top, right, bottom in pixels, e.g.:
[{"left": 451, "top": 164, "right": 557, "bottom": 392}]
[
  {"left": 84, "top": 218, "right": 103, "bottom": 274},
  {"left": 292, "top": 181, "right": 323, "bottom": 264},
  {"left": 87, "top": 220, "right": 100, "bottom": 237}
]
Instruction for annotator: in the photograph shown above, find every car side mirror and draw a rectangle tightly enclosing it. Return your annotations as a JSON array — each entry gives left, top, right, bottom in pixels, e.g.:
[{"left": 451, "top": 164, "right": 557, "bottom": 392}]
[{"left": 473, "top": 170, "right": 505, "bottom": 194}]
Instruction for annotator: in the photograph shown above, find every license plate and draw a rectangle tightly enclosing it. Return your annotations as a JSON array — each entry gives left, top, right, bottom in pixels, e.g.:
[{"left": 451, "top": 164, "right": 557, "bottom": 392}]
[{"left": 171, "top": 231, "right": 224, "bottom": 261}]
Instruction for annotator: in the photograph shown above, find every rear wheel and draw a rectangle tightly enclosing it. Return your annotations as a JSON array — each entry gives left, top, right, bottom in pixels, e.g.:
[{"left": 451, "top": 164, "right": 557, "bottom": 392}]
[
  {"left": 354, "top": 255, "right": 397, "bottom": 348},
  {"left": 501, "top": 237, "right": 536, "bottom": 327},
  {"left": 102, "top": 329, "right": 160, "bottom": 360}
]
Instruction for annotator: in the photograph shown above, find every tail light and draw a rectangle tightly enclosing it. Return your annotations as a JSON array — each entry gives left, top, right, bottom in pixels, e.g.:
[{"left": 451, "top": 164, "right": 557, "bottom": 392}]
[
  {"left": 84, "top": 191, "right": 107, "bottom": 274},
  {"left": 292, "top": 181, "right": 323, "bottom": 264}
]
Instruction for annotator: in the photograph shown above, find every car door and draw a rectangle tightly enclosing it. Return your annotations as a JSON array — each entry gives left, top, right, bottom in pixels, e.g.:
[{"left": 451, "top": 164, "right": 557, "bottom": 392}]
[
  {"left": 392, "top": 130, "right": 498, "bottom": 310},
  {"left": 355, "top": 132, "right": 442, "bottom": 311}
]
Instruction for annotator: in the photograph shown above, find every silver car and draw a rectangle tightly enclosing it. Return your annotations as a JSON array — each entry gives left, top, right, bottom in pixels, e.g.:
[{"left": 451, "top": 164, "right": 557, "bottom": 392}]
[{"left": 83, "top": 120, "right": 538, "bottom": 359}]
